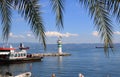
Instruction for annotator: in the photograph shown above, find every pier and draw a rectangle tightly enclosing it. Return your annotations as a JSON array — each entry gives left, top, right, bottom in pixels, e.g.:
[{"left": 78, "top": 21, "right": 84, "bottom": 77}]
[
  {"left": 32, "top": 36, "right": 71, "bottom": 57},
  {"left": 32, "top": 53, "right": 71, "bottom": 57}
]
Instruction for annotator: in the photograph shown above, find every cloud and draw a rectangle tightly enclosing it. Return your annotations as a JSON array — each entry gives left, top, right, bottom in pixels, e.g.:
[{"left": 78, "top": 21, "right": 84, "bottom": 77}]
[
  {"left": 62, "top": 32, "right": 79, "bottom": 37},
  {"left": 8, "top": 31, "right": 79, "bottom": 43},
  {"left": 114, "top": 31, "right": 120, "bottom": 35},
  {"left": 9, "top": 32, "right": 13, "bottom": 37},
  {"left": 45, "top": 31, "right": 79, "bottom": 37},
  {"left": 92, "top": 31, "right": 98, "bottom": 36},
  {"left": 9, "top": 32, "right": 25, "bottom": 38},
  {"left": 26, "top": 33, "right": 33, "bottom": 37},
  {"left": 92, "top": 31, "right": 120, "bottom": 36}
]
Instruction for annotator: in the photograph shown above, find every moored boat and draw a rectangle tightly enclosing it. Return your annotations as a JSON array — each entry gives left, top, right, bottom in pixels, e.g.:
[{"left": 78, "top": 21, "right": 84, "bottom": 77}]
[
  {"left": 0, "top": 43, "right": 43, "bottom": 64},
  {"left": 15, "top": 72, "right": 31, "bottom": 77},
  {"left": 3, "top": 72, "right": 31, "bottom": 77},
  {"left": 95, "top": 46, "right": 113, "bottom": 48}
]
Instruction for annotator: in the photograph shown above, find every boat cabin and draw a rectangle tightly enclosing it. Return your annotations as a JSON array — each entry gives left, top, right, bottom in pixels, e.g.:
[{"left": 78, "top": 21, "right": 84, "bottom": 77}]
[{"left": 0, "top": 45, "right": 27, "bottom": 60}]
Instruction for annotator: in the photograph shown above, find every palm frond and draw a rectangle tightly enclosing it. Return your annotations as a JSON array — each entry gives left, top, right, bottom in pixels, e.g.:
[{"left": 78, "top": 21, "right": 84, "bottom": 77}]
[
  {"left": 50, "top": 0, "right": 64, "bottom": 30},
  {"left": 80, "top": 0, "right": 114, "bottom": 54},
  {"left": 14, "top": 0, "right": 46, "bottom": 49},
  {"left": 106, "top": 0, "right": 120, "bottom": 23},
  {"left": 0, "top": 0, "right": 12, "bottom": 42}
]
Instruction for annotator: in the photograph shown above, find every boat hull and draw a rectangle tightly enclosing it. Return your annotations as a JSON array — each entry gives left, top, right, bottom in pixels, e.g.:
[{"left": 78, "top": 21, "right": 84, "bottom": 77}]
[
  {"left": 0, "top": 57, "right": 43, "bottom": 64},
  {"left": 15, "top": 72, "right": 31, "bottom": 77}
]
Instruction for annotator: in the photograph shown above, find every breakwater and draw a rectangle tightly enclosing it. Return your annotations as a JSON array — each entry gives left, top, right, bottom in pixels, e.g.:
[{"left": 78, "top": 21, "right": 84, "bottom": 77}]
[{"left": 32, "top": 53, "right": 71, "bottom": 57}]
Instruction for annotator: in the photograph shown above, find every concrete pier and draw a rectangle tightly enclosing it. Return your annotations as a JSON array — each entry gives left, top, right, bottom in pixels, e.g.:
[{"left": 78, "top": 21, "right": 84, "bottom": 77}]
[
  {"left": 30, "top": 36, "right": 71, "bottom": 57},
  {"left": 31, "top": 37, "right": 71, "bottom": 57},
  {"left": 32, "top": 53, "right": 71, "bottom": 57}
]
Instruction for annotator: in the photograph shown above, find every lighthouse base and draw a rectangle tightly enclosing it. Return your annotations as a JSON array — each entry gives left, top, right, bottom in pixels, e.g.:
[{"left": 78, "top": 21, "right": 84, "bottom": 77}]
[{"left": 58, "top": 52, "right": 63, "bottom": 55}]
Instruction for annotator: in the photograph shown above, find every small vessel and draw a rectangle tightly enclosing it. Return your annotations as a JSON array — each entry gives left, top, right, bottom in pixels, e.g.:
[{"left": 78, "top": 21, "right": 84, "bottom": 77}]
[
  {"left": 96, "top": 46, "right": 113, "bottom": 48},
  {"left": 4, "top": 72, "right": 31, "bottom": 77},
  {"left": 15, "top": 72, "right": 31, "bottom": 77},
  {"left": 19, "top": 43, "right": 29, "bottom": 50},
  {"left": 79, "top": 73, "right": 84, "bottom": 77},
  {"left": 0, "top": 43, "right": 43, "bottom": 64}
]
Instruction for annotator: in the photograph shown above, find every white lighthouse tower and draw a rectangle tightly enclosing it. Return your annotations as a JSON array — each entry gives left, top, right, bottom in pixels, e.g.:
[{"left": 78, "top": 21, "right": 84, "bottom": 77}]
[{"left": 57, "top": 36, "right": 62, "bottom": 54}]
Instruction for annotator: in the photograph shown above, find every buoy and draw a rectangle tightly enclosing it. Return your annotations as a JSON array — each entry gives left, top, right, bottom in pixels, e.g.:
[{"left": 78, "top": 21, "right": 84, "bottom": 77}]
[
  {"left": 52, "top": 73, "right": 56, "bottom": 77},
  {"left": 79, "top": 73, "right": 84, "bottom": 77}
]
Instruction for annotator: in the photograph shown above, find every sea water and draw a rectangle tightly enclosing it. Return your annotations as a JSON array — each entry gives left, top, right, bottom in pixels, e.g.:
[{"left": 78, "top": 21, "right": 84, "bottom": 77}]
[{"left": 0, "top": 43, "right": 120, "bottom": 77}]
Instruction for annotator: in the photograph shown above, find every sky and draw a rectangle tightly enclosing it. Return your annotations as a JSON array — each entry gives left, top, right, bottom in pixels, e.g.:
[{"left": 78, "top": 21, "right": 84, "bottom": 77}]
[{"left": 1, "top": 0, "right": 120, "bottom": 44}]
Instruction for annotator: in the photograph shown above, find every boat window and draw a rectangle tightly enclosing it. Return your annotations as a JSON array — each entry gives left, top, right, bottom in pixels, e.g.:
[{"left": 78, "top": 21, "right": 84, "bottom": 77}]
[
  {"left": 24, "top": 53, "right": 26, "bottom": 56},
  {"left": 15, "top": 54, "right": 17, "bottom": 57},
  {"left": 21, "top": 53, "right": 24, "bottom": 57},
  {"left": 21, "top": 53, "right": 22, "bottom": 57},
  {"left": 18, "top": 54, "right": 20, "bottom": 57},
  {"left": 10, "top": 54, "right": 14, "bottom": 57}
]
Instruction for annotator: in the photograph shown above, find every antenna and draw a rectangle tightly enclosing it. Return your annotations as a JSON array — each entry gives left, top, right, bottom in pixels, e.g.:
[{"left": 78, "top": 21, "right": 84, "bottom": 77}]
[{"left": 58, "top": 35, "right": 62, "bottom": 40}]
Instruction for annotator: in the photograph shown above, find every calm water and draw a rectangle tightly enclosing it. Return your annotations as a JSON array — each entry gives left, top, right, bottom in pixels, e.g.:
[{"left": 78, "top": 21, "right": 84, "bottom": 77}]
[{"left": 0, "top": 43, "right": 120, "bottom": 77}]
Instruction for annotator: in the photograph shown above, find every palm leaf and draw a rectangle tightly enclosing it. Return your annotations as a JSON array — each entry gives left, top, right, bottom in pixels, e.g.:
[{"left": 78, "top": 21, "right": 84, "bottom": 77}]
[
  {"left": 0, "top": 0, "right": 12, "bottom": 42},
  {"left": 14, "top": 0, "right": 46, "bottom": 49},
  {"left": 106, "top": 0, "right": 120, "bottom": 23},
  {"left": 50, "top": 0, "right": 64, "bottom": 30},
  {"left": 80, "top": 0, "right": 114, "bottom": 54}
]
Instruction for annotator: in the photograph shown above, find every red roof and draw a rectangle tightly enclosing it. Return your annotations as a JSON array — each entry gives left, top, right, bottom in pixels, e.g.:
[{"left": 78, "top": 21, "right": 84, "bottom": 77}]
[{"left": 0, "top": 47, "right": 15, "bottom": 50}]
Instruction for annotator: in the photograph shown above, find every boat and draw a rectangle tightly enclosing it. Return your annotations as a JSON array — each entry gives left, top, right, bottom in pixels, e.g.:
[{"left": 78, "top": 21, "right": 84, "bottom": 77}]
[
  {"left": 3, "top": 72, "right": 31, "bottom": 77},
  {"left": 19, "top": 47, "right": 29, "bottom": 50},
  {"left": 0, "top": 43, "right": 43, "bottom": 64},
  {"left": 19, "top": 43, "right": 29, "bottom": 50},
  {"left": 96, "top": 46, "right": 113, "bottom": 48},
  {"left": 15, "top": 72, "right": 31, "bottom": 77}
]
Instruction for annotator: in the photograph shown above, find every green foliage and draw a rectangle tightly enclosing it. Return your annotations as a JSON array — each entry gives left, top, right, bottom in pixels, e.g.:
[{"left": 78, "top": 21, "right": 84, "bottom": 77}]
[
  {"left": 0, "top": 0, "right": 12, "bottom": 42},
  {"left": 50, "top": 0, "right": 64, "bottom": 30},
  {"left": 80, "top": 0, "right": 115, "bottom": 54},
  {"left": 0, "top": 0, "right": 46, "bottom": 48}
]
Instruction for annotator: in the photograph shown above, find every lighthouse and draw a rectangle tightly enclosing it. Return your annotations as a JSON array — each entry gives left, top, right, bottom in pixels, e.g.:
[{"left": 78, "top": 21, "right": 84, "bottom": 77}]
[{"left": 57, "top": 36, "right": 62, "bottom": 54}]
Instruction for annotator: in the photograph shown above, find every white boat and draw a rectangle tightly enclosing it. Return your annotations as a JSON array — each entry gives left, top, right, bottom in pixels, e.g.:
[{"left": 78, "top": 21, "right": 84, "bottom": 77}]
[
  {"left": 0, "top": 43, "right": 43, "bottom": 64},
  {"left": 3, "top": 72, "right": 31, "bottom": 77},
  {"left": 15, "top": 72, "right": 31, "bottom": 77},
  {"left": 0, "top": 44, "right": 27, "bottom": 61}
]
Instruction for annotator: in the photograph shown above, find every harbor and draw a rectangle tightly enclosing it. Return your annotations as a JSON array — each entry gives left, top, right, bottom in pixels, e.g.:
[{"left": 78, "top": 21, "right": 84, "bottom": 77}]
[
  {"left": 32, "top": 37, "right": 71, "bottom": 57},
  {"left": 0, "top": 37, "right": 71, "bottom": 65},
  {"left": 0, "top": 37, "right": 71, "bottom": 77},
  {"left": 0, "top": 43, "right": 43, "bottom": 65},
  {"left": 0, "top": 44, "right": 120, "bottom": 77}
]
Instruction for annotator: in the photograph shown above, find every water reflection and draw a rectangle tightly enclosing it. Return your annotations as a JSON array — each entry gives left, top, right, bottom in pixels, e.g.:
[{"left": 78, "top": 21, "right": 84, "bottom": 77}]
[
  {"left": 0, "top": 63, "right": 28, "bottom": 76},
  {"left": 57, "top": 56, "right": 63, "bottom": 75},
  {"left": 58, "top": 56, "right": 63, "bottom": 63}
]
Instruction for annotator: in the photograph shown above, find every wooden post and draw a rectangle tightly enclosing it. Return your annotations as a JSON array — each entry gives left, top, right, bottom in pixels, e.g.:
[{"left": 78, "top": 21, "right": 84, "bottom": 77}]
[{"left": 52, "top": 74, "right": 56, "bottom": 77}]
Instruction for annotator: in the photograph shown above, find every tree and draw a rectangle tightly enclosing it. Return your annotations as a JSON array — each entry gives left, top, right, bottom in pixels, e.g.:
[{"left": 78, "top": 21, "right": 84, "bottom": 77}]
[
  {"left": 50, "top": 0, "right": 120, "bottom": 54},
  {"left": 0, "top": 0, "right": 119, "bottom": 54},
  {"left": 0, "top": 0, "right": 46, "bottom": 48}
]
